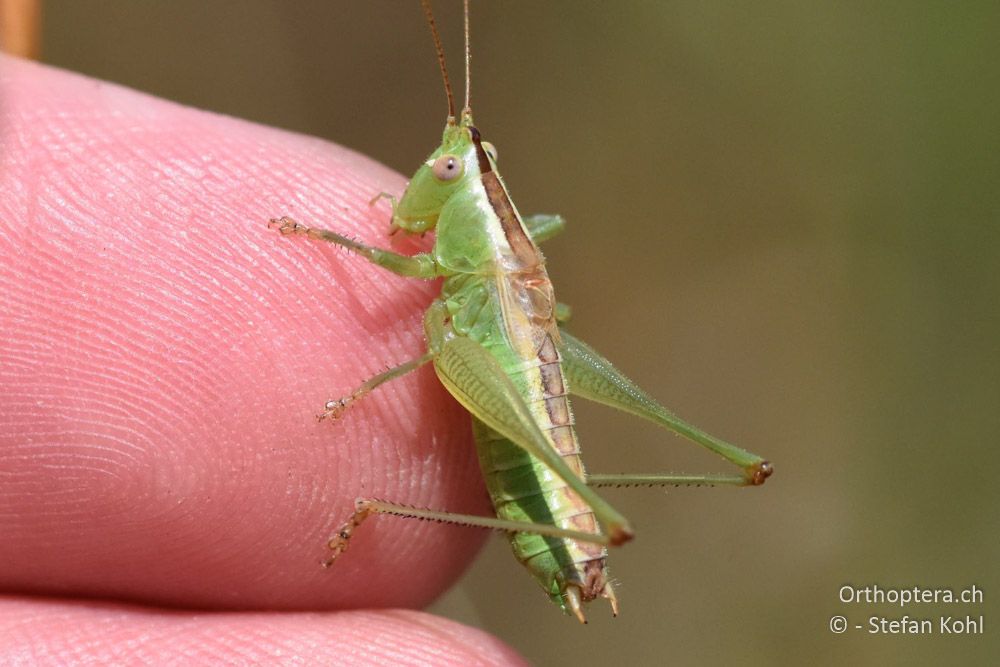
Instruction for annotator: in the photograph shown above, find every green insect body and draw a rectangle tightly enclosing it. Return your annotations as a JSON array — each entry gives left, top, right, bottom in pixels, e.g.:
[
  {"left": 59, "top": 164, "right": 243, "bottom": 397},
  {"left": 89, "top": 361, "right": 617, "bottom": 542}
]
[
  {"left": 270, "top": 1, "right": 771, "bottom": 622},
  {"left": 434, "top": 125, "right": 613, "bottom": 612}
]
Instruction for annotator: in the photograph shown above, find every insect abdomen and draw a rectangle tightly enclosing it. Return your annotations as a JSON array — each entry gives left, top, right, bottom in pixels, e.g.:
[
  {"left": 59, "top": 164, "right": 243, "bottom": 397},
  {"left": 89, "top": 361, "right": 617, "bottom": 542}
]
[
  {"left": 471, "top": 365, "right": 609, "bottom": 608},
  {"left": 441, "top": 261, "right": 610, "bottom": 610}
]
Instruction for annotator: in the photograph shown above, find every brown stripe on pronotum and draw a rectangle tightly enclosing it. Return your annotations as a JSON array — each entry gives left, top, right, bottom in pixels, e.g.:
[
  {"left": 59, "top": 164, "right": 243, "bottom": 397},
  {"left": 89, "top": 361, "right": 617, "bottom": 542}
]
[
  {"left": 469, "top": 126, "right": 538, "bottom": 264},
  {"left": 469, "top": 126, "right": 492, "bottom": 173}
]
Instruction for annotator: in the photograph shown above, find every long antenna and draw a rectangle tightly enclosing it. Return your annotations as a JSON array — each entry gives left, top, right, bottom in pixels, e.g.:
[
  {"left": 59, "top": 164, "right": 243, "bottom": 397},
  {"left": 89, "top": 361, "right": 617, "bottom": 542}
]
[
  {"left": 463, "top": 0, "right": 471, "bottom": 117},
  {"left": 420, "top": 0, "right": 456, "bottom": 124}
]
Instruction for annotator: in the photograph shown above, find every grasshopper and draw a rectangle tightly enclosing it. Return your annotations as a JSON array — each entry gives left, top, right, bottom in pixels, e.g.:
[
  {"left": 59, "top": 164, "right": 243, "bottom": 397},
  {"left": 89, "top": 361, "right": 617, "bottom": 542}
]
[{"left": 269, "top": 0, "right": 771, "bottom": 623}]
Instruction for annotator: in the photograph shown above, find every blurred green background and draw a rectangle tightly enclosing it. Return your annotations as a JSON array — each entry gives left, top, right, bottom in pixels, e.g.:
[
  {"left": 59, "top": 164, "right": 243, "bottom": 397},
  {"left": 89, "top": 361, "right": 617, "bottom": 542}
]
[{"left": 41, "top": 1, "right": 998, "bottom": 664}]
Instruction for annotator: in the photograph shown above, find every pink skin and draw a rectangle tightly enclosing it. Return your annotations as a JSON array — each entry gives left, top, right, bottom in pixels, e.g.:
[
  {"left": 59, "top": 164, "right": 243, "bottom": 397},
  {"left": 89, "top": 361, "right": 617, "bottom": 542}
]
[
  {"left": 0, "top": 598, "right": 523, "bottom": 665},
  {"left": 0, "top": 56, "right": 521, "bottom": 664}
]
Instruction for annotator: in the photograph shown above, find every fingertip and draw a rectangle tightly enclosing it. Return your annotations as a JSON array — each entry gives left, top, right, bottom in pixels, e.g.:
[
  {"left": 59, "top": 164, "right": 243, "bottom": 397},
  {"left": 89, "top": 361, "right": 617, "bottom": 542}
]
[
  {"left": 0, "top": 57, "right": 490, "bottom": 610},
  {"left": 0, "top": 598, "right": 528, "bottom": 667}
]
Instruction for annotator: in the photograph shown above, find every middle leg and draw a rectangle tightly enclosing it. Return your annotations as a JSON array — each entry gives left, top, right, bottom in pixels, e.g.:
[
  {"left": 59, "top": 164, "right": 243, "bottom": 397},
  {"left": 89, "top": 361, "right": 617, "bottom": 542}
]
[{"left": 318, "top": 351, "right": 435, "bottom": 421}]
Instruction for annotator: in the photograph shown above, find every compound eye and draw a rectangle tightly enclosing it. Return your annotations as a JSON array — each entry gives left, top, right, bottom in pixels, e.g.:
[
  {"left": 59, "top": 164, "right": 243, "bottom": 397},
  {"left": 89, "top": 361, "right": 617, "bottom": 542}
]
[
  {"left": 432, "top": 154, "right": 464, "bottom": 181},
  {"left": 482, "top": 141, "right": 498, "bottom": 163}
]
